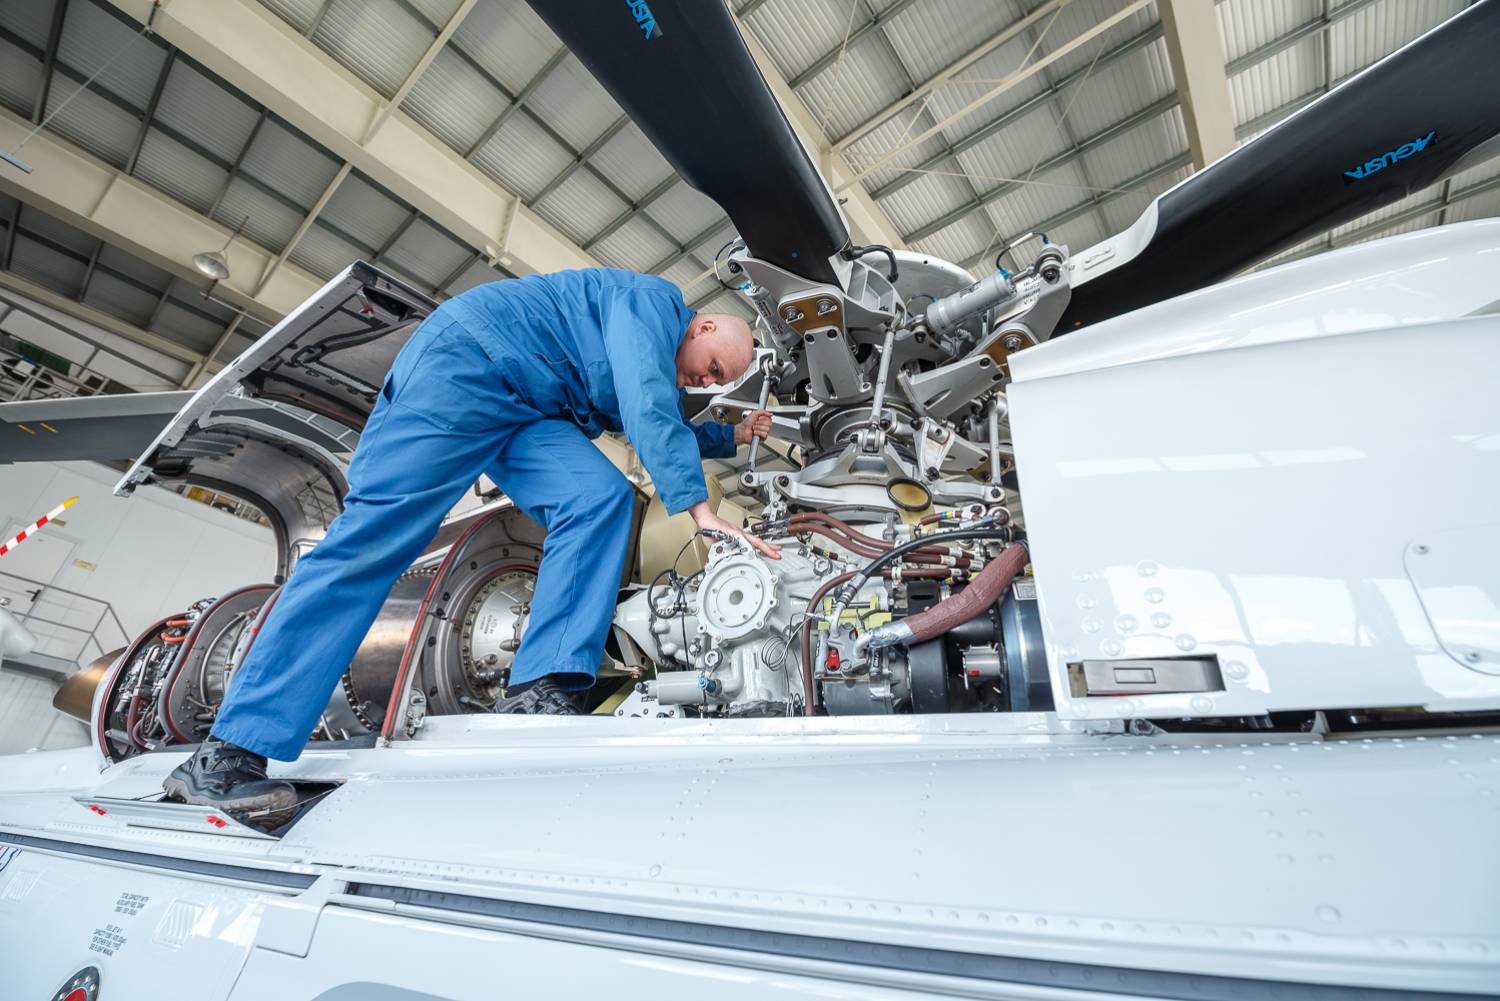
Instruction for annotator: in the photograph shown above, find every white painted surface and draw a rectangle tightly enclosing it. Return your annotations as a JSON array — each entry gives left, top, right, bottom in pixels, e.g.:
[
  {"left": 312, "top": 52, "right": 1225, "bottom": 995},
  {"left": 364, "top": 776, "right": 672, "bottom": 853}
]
[
  {"left": 0, "top": 460, "right": 276, "bottom": 663},
  {"left": 1016, "top": 218, "right": 1500, "bottom": 383},
  {"left": 0, "top": 720, "right": 1496, "bottom": 996},
  {"left": 0, "top": 670, "right": 88, "bottom": 754},
  {"left": 1010, "top": 221, "right": 1500, "bottom": 719}
]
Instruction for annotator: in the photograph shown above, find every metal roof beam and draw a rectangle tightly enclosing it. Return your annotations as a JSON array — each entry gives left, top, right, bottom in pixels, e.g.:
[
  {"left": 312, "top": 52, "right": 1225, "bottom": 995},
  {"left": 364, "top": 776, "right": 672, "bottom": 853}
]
[
  {"left": 786, "top": 0, "right": 924, "bottom": 88},
  {"left": 733, "top": 10, "right": 906, "bottom": 249},
  {"left": 1158, "top": 0, "right": 1235, "bottom": 169},
  {"left": 0, "top": 268, "right": 201, "bottom": 367},
  {"left": 124, "top": 48, "right": 176, "bottom": 176},
  {"left": 868, "top": 24, "right": 1162, "bottom": 202},
  {"left": 833, "top": 0, "right": 1074, "bottom": 154},
  {"left": 1224, "top": 0, "right": 1382, "bottom": 76},
  {"left": 34, "top": 0, "right": 70, "bottom": 124},
  {"left": 0, "top": 104, "right": 321, "bottom": 321},
  {"left": 905, "top": 93, "right": 1177, "bottom": 245},
  {"left": 101, "top": 0, "right": 597, "bottom": 278},
  {"left": 961, "top": 152, "right": 1192, "bottom": 273},
  {"left": 464, "top": 47, "right": 568, "bottom": 159},
  {"left": 362, "top": 0, "right": 478, "bottom": 145}
]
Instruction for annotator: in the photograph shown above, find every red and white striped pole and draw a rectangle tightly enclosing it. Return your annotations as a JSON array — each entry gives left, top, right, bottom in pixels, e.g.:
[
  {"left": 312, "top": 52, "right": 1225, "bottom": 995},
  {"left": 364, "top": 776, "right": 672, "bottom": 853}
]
[{"left": 0, "top": 496, "right": 78, "bottom": 557}]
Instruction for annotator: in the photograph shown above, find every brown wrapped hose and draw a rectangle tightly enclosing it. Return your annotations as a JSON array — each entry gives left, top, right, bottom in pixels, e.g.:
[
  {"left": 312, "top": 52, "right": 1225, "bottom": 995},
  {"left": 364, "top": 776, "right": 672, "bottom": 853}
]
[{"left": 857, "top": 544, "right": 1028, "bottom": 654}]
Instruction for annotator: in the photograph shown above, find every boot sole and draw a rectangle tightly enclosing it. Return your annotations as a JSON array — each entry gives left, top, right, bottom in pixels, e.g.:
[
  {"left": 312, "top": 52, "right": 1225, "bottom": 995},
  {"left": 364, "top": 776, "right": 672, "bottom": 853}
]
[{"left": 162, "top": 775, "right": 300, "bottom": 833}]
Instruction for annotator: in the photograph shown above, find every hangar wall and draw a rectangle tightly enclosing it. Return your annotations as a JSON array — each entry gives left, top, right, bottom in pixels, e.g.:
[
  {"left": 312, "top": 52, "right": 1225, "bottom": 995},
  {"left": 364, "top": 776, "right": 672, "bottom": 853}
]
[{"left": 1, "top": 460, "right": 277, "bottom": 661}]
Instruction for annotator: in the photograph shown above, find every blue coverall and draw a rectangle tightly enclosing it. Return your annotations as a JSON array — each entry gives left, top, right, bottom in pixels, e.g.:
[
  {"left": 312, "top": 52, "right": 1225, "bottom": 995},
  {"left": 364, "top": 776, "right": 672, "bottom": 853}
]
[{"left": 211, "top": 269, "right": 736, "bottom": 761}]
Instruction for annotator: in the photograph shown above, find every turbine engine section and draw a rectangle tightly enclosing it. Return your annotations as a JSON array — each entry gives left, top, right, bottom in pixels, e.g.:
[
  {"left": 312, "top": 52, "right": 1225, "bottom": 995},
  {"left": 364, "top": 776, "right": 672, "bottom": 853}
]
[
  {"left": 157, "top": 585, "right": 277, "bottom": 744},
  {"left": 616, "top": 527, "right": 1052, "bottom": 719},
  {"left": 98, "top": 600, "right": 217, "bottom": 760}
]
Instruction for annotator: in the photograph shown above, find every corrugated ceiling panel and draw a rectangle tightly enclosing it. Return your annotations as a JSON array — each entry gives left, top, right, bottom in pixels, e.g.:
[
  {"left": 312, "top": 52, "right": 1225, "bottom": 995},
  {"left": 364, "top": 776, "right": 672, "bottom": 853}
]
[
  {"left": 321, "top": 173, "right": 410, "bottom": 251},
  {"left": 1329, "top": 190, "right": 1435, "bottom": 239},
  {"left": 401, "top": 47, "right": 506, "bottom": 154},
  {"left": 257, "top": 0, "right": 325, "bottom": 35},
  {"left": 1037, "top": 0, "right": 1157, "bottom": 80},
  {"left": 980, "top": 158, "right": 1093, "bottom": 243},
  {"left": 1330, "top": 0, "right": 1462, "bottom": 82},
  {"left": 240, "top": 120, "right": 340, "bottom": 207},
  {"left": 83, "top": 270, "right": 159, "bottom": 326},
  {"left": 406, "top": 0, "right": 467, "bottom": 26},
  {"left": 57, "top": 0, "right": 167, "bottom": 109},
  {"left": 153, "top": 60, "right": 260, "bottom": 163},
  {"left": 1445, "top": 188, "right": 1500, "bottom": 226},
  {"left": 1216, "top": 0, "right": 1319, "bottom": 64},
  {"left": 1099, "top": 162, "right": 1188, "bottom": 235},
  {"left": 0, "top": 37, "right": 42, "bottom": 118},
  {"left": 910, "top": 210, "right": 992, "bottom": 266},
  {"left": 5, "top": 0, "right": 57, "bottom": 48},
  {"left": 134, "top": 127, "right": 229, "bottom": 214},
  {"left": 590, "top": 123, "right": 673, "bottom": 201},
  {"left": 442, "top": 257, "right": 502, "bottom": 297},
  {"left": 841, "top": 112, "right": 953, "bottom": 194},
  {"left": 795, "top": 34, "right": 909, "bottom": 142},
  {"left": 1228, "top": 33, "right": 1318, "bottom": 127},
  {"left": 1081, "top": 104, "right": 1184, "bottom": 186},
  {"left": 384, "top": 218, "right": 471, "bottom": 289},
  {"left": 20, "top": 207, "right": 95, "bottom": 256},
  {"left": 96, "top": 244, "right": 172, "bottom": 290},
  {"left": 1444, "top": 156, "right": 1500, "bottom": 194},
  {"left": 953, "top": 101, "right": 1078, "bottom": 194},
  {"left": 471, "top": 112, "right": 572, "bottom": 200},
  {"left": 881, "top": 0, "right": 1026, "bottom": 83},
  {"left": 643, "top": 182, "right": 722, "bottom": 245},
  {"left": 877, "top": 169, "right": 970, "bottom": 237},
  {"left": 313, "top": 0, "right": 434, "bottom": 98},
  {"left": 526, "top": 56, "right": 620, "bottom": 152},
  {"left": 11, "top": 234, "right": 86, "bottom": 296},
  {"left": 213, "top": 177, "right": 304, "bottom": 253},
  {"left": 533, "top": 170, "right": 628, "bottom": 245},
  {"left": 921, "top": 32, "right": 1051, "bottom": 148},
  {"left": 150, "top": 299, "right": 221, "bottom": 353},
  {"left": 659, "top": 257, "right": 704, "bottom": 290},
  {"left": 590, "top": 217, "right": 678, "bottom": 273},
  {"left": 43, "top": 77, "right": 136, "bottom": 168},
  {"left": 1059, "top": 36, "right": 1173, "bottom": 139},
  {"left": 288, "top": 223, "right": 366, "bottom": 280},
  {"left": 454, "top": 0, "right": 560, "bottom": 94},
  {"left": 741, "top": 0, "right": 847, "bottom": 82}
]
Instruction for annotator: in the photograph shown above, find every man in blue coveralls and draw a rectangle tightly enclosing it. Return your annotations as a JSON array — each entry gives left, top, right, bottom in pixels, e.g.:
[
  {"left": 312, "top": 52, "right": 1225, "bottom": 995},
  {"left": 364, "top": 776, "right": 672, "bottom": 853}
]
[{"left": 163, "top": 268, "right": 778, "bottom": 824}]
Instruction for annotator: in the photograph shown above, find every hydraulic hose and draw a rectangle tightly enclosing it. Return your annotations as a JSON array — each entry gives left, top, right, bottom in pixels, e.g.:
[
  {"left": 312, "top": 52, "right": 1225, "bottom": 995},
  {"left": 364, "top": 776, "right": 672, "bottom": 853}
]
[
  {"left": 832, "top": 526, "right": 1013, "bottom": 614},
  {"left": 856, "top": 543, "right": 1029, "bottom": 655},
  {"left": 798, "top": 566, "right": 949, "bottom": 717}
]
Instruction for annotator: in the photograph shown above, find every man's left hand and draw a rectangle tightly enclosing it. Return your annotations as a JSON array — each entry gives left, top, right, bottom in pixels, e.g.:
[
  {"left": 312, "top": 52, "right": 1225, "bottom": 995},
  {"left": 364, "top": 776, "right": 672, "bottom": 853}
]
[{"left": 735, "top": 409, "right": 773, "bottom": 446}]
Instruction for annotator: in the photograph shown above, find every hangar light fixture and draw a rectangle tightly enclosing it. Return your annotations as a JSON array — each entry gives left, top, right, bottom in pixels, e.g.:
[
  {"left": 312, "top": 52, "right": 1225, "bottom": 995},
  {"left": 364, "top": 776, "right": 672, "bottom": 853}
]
[{"left": 193, "top": 216, "right": 248, "bottom": 283}]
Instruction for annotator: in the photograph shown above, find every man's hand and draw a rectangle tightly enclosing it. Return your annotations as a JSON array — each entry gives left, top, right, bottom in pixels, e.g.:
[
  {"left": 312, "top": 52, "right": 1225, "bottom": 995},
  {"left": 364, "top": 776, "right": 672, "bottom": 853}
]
[
  {"left": 734, "top": 409, "right": 773, "bottom": 447},
  {"left": 688, "top": 502, "right": 781, "bottom": 560}
]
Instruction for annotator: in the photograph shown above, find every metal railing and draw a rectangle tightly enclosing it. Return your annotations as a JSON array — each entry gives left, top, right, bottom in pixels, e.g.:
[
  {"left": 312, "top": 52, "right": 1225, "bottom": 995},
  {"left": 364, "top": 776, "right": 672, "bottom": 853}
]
[
  {"left": 0, "top": 571, "right": 131, "bottom": 670},
  {"left": 0, "top": 342, "right": 113, "bottom": 403}
]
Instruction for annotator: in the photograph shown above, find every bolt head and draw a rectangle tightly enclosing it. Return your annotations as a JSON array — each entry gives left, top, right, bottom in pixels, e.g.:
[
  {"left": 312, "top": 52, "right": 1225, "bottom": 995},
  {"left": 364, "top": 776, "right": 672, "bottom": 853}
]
[{"left": 1414, "top": 544, "right": 1430, "bottom": 555}]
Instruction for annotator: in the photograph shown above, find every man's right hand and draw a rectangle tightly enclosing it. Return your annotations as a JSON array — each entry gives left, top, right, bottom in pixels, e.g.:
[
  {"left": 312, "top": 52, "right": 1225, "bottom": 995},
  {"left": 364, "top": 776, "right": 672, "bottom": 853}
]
[{"left": 688, "top": 502, "right": 781, "bottom": 560}]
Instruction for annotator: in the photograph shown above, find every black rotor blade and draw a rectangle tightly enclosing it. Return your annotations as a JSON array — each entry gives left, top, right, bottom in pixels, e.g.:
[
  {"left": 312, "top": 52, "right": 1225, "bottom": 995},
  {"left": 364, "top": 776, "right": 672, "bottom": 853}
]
[
  {"left": 1060, "top": 0, "right": 1500, "bottom": 330},
  {"left": 524, "top": 0, "right": 849, "bottom": 285}
]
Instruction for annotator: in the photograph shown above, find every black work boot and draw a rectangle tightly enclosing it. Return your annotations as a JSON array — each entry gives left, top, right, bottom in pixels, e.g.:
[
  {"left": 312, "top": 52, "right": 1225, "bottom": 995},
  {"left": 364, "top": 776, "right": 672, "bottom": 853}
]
[
  {"left": 492, "top": 676, "right": 581, "bottom": 715},
  {"left": 162, "top": 739, "right": 299, "bottom": 832}
]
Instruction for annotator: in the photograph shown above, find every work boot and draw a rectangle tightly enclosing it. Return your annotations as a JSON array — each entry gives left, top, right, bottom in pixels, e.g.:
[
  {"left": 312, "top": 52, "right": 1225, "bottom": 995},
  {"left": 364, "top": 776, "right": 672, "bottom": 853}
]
[
  {"left": 492, "top": 676, "right": 580, "bottom": 715},
  {"left": 162, "top": 739, "right": 299, "bottom": 832}
]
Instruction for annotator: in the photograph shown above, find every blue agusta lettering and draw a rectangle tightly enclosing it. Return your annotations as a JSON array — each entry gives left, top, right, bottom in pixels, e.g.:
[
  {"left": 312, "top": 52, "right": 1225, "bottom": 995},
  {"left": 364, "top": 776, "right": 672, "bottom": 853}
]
[
  {"left": 626, "top": 0, "right": 662, "bottom": 40},
  {"left": 1344, "top": 130, "right": 1436, "bottom": 183}
]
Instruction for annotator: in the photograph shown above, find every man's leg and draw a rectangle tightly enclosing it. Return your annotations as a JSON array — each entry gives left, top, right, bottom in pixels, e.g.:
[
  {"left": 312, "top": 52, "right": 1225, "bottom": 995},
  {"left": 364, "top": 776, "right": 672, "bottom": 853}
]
[
  {"left": 208, "top": 321, "right": 519, "bottom": 760},
  {"left": 485, "top": 420, "right": 636, "bottom": 698}
]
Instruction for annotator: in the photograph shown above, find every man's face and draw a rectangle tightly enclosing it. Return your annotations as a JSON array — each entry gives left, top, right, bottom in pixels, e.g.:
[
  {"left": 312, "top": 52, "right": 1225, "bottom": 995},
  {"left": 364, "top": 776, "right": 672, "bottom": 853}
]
[{"left": 676, "top": 316, "right": 753, "bottom": 389}]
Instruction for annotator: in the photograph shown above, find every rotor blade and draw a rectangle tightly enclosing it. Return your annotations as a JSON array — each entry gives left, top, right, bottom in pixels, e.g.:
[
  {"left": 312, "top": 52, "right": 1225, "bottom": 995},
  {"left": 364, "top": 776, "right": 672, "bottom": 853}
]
[
  {"left": 523, "top": 0, "right": 849, "bottom": 285},
  {"left": 1059, "top": 0, "right": 1500, "bottom": 330}
]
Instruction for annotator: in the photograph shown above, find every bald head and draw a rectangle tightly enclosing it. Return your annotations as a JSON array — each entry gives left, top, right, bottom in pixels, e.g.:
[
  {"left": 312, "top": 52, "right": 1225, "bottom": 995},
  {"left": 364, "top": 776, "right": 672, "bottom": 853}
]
[{"left": 675, "top": 312, "right": 755, "bottom": 389}]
